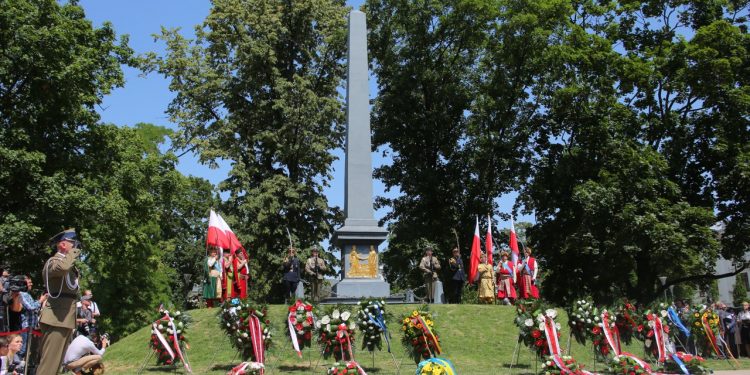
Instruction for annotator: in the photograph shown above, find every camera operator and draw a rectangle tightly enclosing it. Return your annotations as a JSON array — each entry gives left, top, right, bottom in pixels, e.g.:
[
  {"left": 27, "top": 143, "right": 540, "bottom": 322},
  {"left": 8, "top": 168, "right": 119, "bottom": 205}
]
[
  {"left": 63, "top": 332, "right": 108, "bottom": 375},
  {"left": 75, "top": 297, "right": 96, "bottom": 337},
  {"left": 4, "top": 277, "right": 25, "bottom": 332},
  {"left": 15, "top": 275, "right": 47, "bottom": 358}
]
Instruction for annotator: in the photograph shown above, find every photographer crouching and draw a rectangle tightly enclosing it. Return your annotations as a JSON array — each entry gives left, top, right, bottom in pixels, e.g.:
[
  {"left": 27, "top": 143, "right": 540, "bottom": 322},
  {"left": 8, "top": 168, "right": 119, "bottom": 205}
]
[{"left": 62, "top": 332, "right": 107, "bottom": 375}]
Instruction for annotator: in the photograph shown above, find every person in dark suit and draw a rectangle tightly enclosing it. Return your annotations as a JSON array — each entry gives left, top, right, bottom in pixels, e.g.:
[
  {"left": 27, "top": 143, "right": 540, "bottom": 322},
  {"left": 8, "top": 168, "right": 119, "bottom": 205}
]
[
  {"left": 448, "top": 247, "right": 466, "bottom": 303},
  {"left": 282, "top": 247, "right": 301, "bottom": 303}
]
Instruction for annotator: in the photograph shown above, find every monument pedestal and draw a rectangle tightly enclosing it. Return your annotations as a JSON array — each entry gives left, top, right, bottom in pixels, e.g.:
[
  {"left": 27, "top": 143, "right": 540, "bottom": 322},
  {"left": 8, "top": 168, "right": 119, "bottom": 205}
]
[
  {"left": 331, "top": 219, "right": 390, "bottom": 299},
  {"left": 333, "top": 278, "right": 390, "bottom": 298}
]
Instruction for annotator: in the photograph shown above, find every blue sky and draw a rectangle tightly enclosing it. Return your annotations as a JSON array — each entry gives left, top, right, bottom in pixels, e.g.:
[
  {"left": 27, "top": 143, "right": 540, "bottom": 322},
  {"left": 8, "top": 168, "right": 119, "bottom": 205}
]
[{"left": 78, "top": 0, "right": 534, "bottom": 246}]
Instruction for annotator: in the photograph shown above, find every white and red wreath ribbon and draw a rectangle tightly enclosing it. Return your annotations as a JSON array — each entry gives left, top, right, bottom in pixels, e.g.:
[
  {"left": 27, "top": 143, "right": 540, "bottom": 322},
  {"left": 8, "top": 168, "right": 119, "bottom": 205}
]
[
  {"left": 649, "top": 313, "right": 667, "bottom": 363},
  {"left": 152, "top": 312, "right": 192, "bottom": 373},
  {"left": 335, "top": 324, "right": 367, "bottom": 375},
  {"left": 601, "top": 312, "right": 653, "bottom": 373},
  {"left": 247, "top": 314, "right": 265, "bottom": 375},
  {"left": 227, "top": 362, "right": 264, "bottom": 375},
  {"left": 543, "top": 315, "right": 600, "bottom": 375},
  {"left": 287, "top": 300, "right": 313, "bottom": 358}
]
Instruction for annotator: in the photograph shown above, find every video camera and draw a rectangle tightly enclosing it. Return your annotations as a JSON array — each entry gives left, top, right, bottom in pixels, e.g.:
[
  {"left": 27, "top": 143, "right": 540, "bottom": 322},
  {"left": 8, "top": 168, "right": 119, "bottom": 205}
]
[
  {"left": 7, "top": 359, "right": 26, "bottom": 374},
  {"left": 7, "top": 275, "right": 27, "bottom": 293}
]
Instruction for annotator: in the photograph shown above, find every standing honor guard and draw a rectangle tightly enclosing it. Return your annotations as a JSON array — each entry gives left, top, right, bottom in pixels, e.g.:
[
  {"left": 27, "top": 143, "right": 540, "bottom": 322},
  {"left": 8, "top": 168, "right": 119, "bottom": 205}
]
[
  {"left": 304, "top": 247, "right": 327, "bottom": 302},
  {"left": 419, "top": 247, "right": 441, "bottom": 303},
  {"left": 38, "top": 229, "right": 81, "bottom": 375},
  {"left": 233, "top": 251, "right": 249, "bottom": 300},
  {"left": 221, "top": 251, "right": 235, "bottom": 300},
  {"left": 447, "top": 247, "right": 466, "bottom": 304},
  {"left": 496, "top": 251, "right": 517, "bottom": 305},
  {"left": 203, "top": 247, "right": 222, "bottom": 307},
  {"left": 477, "top": 253, "right": 495, "bottom": 304},
  {"left": 517, "top": 247, "right": 540, "bottom": 299},
  {"left": 282, "top": 247, "right": 301, "bottom": 303}
]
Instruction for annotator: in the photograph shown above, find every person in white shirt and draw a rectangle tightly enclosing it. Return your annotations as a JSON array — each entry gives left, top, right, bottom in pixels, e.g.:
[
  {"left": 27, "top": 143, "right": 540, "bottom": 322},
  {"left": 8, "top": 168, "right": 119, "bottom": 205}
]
[
  {"left": 739, "top": 301, "right": 750, "bottom": 358},
  {"left": 75, "top": 290, "right": 101, "bottom": 317},
  {"left": 63, "top": 333, "right": 108, "bottom": 374}
]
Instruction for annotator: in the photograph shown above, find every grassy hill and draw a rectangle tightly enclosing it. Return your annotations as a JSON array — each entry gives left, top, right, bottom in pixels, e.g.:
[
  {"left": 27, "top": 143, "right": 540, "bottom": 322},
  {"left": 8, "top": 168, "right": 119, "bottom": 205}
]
[{"left": 103, "top": 304, "right": 750, "bottom": 374}]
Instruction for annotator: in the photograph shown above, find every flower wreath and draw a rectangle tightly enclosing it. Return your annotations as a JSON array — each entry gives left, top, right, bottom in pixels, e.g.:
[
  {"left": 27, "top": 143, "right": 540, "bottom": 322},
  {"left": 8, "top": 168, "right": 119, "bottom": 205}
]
[
  {"left": 326, "top": 361, "right": 367, "bottom": 375},
  {"left": 662, "top": 351, "right": 710, "bottom": 374},
  {"left": 566, "top": 299, "right": 599, "bottom": 346},
  {"left": 400, "top": 308, "right": 442, "bottom": 364},
  {"left": 608, "top": 355, "right": 650, "bottom": 375},
  {"left": 416, "top": 357, "right": 457, "bottom": 375},
  {"left": 149, "top": 308, "right": 191, "bottom": 372},
  {"left": 287, "top": 300, "right": 315, "bottom": 357},
  {"left": 613, "top": 299, "right": 642, "bottom": 345},
  {"left": 315, "top": 306, "right": 357, "bottom": 361},
  {"left": 682, "top": 305, "right": 721, "bottom": 357},
  {"left": 541, "top": 355, "right": 588, "bottom": 375},
  {"left": 227, "top": 361, "right": 265, "bottom": 375},
  {"left": 218, "top": 299, "right": 272, "bottom": 366},
  {"left": 641, "top": 309, "right": 670, "bottom": 362},
  {"left": 514, "top": 300, "right": 560, "bottom": 359},
  {"left": 355, "top": 298, "right": 392, "bottom": 352}
]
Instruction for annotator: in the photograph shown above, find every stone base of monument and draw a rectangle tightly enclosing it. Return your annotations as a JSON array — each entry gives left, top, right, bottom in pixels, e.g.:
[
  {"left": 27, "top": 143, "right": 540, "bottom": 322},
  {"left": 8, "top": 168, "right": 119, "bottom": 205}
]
[{"left": 321, "top": 278, "right": 404, "bottom": 304}]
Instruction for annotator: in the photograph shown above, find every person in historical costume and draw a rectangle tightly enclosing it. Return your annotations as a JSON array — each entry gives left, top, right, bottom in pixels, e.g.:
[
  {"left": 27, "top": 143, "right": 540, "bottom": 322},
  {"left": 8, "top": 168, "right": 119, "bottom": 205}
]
[
  {"left": 282, "top": 247, "right": 301, "bottom": 303},
  {"left": 477, "top": 253, "right": 495, "bottom": 304},
  {"left": 233, "top": 251, "right": 249, "bottom": 300},
  {"left": 221, "top": 251, "right": 235, "bottom": 300},
  {"left": 517, "top": 247, "right": 540, "bottom": 299},
  {"left": 203, "top": 247, "right": 222, "bottom": 307},
  {"left": 448, "top": 247, "right": 466, "bottom": 304},
  {"left": 495, "top": 251, "right": 517, "bottom": 305},
  {"left": 418, "top": 247, "right": 441, "bottom": 304},
  {"left": 304, "top": 247, "right": 327, "bottom": 302},
  {"left": 38, "top": 229, "right": 81, "bottom": 375}
]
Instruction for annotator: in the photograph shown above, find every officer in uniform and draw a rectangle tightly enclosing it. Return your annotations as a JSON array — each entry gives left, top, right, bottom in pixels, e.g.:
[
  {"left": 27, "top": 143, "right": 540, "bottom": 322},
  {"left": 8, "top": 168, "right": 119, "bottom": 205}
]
[
  {"left": 38, "top": 228, "right": 81, "bottom": 375},
  {"left": 418, "top": 247, "right": 441, "bottom": 303},
  {"left": 282, "top": 247, "right": 301, "bottom": 303},
  {"left": 304, "top": 247, "right": 327, "bottom": 302},
  {"left": 448, "top": 247, "right": 466, "bottom": 303}
]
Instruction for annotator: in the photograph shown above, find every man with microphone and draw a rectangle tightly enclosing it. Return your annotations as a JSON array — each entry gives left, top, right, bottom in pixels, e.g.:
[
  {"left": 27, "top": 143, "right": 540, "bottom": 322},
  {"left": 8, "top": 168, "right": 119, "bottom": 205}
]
[{"left": 38, "top": 228, "right": 81, "bottom": 374}]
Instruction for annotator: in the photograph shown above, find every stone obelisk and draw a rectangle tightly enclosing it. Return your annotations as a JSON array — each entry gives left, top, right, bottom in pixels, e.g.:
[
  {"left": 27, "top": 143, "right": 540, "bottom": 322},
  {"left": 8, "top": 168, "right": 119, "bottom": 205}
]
[{"left": 331, "top": 10, "right": 390, "bottom": 298}]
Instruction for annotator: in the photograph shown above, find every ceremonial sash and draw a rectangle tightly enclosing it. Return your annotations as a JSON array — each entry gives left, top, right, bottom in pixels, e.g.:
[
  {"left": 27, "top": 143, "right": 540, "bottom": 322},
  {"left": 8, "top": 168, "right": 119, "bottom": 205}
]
[
  {"left": 335, "top": 325, "right": 368, "bottom": 375},
  {"left": 667, "top": 307, "right": 691, "bottom": 337},
  {"left": 248, "top": 314, "right": 265, "bottom": 375},
  {"left": 701, "top": 314, "right": 721, "bottom": 357},
  {"left": 367, "top": 306, "right": 392, "bottom": 352},
  {"left": 412, "top": 315, "right": 442, "bottom": 355},
  {"left": 650, "top": 314, "right": 667, "bottom": 363}
]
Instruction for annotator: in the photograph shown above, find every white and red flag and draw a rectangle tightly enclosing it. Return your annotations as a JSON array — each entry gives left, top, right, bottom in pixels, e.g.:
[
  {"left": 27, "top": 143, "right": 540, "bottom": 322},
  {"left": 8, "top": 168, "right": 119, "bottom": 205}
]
[
  {"left": 207, "top": 209, "right": 229, "bottom": 249},
  {"left": 468, "top": 216, "right": 481, "bottom": 283},
  {"left": 217, "top": 213, "right": 248, "bottom": 258},
  {"left": 509, "top": 218, "right": 520, "bottom": 265},
  {"left": 485, "top": 214, "right": 494, "bottom": 266}
]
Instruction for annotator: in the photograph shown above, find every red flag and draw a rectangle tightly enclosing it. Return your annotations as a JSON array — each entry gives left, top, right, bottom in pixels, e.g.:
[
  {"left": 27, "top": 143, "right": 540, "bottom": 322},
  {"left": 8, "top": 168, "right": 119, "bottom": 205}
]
[
  {"left": 509, "top": 218, "right": 520, "bottom": 265},
  {"left": 207, "top": 210, "right": 229, "bottom": 249},
  {"left": 468, "top": 216, "right": 481, "bottom": 284},
  {"left": 485, "top": 215, "right": 494, "bottom": 266},
  {"left": 217, "top": 214, "right": 248, "bottom": 258}
]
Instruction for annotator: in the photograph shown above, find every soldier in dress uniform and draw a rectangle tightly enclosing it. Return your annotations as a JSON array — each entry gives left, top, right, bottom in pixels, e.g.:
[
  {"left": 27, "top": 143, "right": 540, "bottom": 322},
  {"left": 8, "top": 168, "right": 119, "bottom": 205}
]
[
  {"left": 418, "top": 247, "right": 441, "bottom": 303},
  {"left": 304, "top": 247, "right": 327, "bottom": 302},
  {"left": 38, "top": 228, "right": 81, "bottom": 375},
  {"left": 282, "top": 247, "right": 301, "bottom": 304},
  {"left": 447, "top": 247, "right": 466, "bottom": 304}
]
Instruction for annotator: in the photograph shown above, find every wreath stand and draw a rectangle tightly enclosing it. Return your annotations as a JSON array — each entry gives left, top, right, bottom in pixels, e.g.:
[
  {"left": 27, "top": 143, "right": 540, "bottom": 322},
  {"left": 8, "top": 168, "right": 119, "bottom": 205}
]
[{"left": 508, "top": 334, "right": 538, "bottom": 375}]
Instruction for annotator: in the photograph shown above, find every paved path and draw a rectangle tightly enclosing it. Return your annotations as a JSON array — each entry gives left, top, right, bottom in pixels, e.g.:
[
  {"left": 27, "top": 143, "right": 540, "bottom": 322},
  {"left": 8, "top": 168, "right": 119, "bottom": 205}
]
[{"left": 714, "top": 371, "right": 749, "bottom": 374}]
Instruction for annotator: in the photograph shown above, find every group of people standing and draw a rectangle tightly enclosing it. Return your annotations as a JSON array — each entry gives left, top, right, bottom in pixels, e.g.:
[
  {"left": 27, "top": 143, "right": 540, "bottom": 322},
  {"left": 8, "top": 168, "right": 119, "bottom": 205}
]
[
  {"left": 202, "top": 247, "right": 250, "bottom": 307},
  {"left": 203, "top": 245, "right": 329, "bottom": 305},
  {"left": 421, "top": 246, "right": 540, "bottom": 304}
]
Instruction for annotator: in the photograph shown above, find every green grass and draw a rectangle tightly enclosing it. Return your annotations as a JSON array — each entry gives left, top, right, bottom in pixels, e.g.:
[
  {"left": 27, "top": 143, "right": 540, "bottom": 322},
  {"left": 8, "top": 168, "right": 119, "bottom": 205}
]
[{"left": 103, "top": 304, "right": 750, "bottom": 374}]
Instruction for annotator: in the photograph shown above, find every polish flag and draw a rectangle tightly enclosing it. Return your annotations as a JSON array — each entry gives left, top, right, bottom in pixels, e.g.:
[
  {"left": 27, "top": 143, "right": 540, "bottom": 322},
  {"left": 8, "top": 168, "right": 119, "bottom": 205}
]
[
  {"left": 217, "top": 214, "right": 247, "bottom": 257},
  {"left": 207, "top": 210, "right": 229, "bottom": 249},
  {"left": 485, "top": 215, "right": 494, "bottom": 266},
  {"left": 509, "top": 218, "right": 520, "bottom": 265},
  {"left": 468, "top": 216, "right": 481, "bottom": 284}
]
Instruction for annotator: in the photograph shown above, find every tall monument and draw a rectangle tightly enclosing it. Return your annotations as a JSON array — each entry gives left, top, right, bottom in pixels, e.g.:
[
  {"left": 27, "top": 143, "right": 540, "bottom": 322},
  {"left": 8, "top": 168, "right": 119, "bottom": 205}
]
[{"left": 331, "top": 10, "right": 390, "bottom": 298}]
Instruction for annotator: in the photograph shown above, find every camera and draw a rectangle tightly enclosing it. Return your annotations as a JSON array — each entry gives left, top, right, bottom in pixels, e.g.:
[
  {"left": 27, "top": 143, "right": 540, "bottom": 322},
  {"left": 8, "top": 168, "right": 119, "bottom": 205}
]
[
  {"left": 8, "top": 275, "right": 27, "bottom": 293},
  {"left": 7, "top": 359, "right": 26, "bottom": 373}
]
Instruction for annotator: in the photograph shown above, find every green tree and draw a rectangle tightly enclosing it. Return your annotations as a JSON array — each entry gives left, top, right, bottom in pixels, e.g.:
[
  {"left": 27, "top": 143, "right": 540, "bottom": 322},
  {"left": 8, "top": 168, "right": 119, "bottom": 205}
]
[
  {"left": 142, "top": 0, "right": 349, "bottom": 301},
  {"left": 734, "top": 273, "right": 749, "bottom": 306}
]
